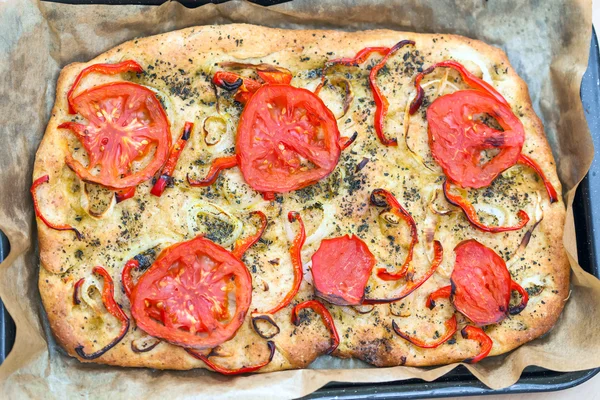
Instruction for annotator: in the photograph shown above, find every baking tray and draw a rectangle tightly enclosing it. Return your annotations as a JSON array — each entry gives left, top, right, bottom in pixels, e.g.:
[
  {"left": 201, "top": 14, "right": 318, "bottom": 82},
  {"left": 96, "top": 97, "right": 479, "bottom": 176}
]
[{"left": 1, "top": 1, "right": 599, "bottom": 397}]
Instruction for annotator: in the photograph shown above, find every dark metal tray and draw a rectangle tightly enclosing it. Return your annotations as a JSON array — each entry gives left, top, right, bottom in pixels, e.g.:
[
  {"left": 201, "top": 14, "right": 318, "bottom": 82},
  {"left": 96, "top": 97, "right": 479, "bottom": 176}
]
[{"left": 1, "top": 1, "right": 599, "bottom": 398}]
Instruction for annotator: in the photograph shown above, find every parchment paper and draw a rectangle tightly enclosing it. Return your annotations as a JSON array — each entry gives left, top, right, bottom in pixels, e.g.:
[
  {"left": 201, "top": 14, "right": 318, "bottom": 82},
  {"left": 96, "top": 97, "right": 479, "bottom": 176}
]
[{"left": 0, "top": 0, "right": 598, "bottom": 398}]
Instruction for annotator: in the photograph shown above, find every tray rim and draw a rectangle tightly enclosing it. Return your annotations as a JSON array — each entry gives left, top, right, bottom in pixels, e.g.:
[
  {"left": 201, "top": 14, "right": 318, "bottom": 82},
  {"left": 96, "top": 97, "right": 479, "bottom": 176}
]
[{"left": 1, "top": 2, "right": 599, "bottom": 398}]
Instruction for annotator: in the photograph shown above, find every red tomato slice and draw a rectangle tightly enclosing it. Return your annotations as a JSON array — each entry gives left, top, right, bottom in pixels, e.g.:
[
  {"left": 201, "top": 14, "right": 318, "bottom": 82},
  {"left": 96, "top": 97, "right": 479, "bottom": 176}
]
[
  {"left": 451, "top": 239, "right": 512, "bottom": 326},
  {"left": 60, "top": 82, "right": 171, "bottom": 189},
  {"left": 236, "top": 85, "right": 341, "bottom": 194},
  {"left": 427, "top": 90, "right": 524, "bottom": 188},
  {"left": 130, "top": 236, "right": 252, "bottom": 349},
  {"left": 311, "top": 235, "right": 376, "bottom": 306}
]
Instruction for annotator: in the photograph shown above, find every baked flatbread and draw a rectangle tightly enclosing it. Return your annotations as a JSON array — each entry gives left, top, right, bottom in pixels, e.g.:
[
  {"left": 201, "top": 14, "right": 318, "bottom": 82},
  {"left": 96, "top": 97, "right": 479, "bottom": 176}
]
[{"left": 34, "top": 24, "right": 569, "bottom": 372}]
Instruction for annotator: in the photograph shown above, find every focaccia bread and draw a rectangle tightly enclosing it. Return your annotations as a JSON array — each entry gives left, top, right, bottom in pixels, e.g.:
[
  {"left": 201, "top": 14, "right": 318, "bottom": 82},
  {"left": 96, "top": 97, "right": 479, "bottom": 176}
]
[{"left": 33, "top": 24, "right": 569, "bottom": 372}]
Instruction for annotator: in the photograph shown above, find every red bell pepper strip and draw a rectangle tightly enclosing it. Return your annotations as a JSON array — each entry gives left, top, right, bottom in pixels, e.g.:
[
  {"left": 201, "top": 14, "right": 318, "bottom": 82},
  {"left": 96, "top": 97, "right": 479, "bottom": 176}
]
[
  {"left": 461, "top": 325, "right": 493, "bottom": 363},
  {"left": 426, "top": 285, "right": 452, "bottom": 309},
  {"left": 339, "top": 131, "right": 358, "bottom": 151},
  {"left": 409, "top": 60, "right": 509, "bottom": 115},
  {"left": 393, "top": 314, "right": 458, "bottom": 348},
  {"left": 232, "top": 211, "right": 268, "bottom": 259},
  {"left": 151, "top": 122, "right": 194, "bottom": 197},
  {"left": 291, "top": 300, "right": 340, "bottom": 354},
  {"left": 315, "top": 46, "right": 391, "bottom": 94},
  {"left": 75, "top": 266, "right": 130, "bottom": 360},
  {"left": 73, "top": 278, "right": 85, "bottom": 305},
  {"left": 259, "top": 211, "right": 306, "bottom": 315},
  {"left": 363, "top": 240, "right": 443, "bottom": 304},
  {"left": 186, "top": 340, "right": 275, "bottom": 375},
  {"left": 220, "top": 62, "right": 293, "bottom": 85},
  {"left": 212, "top": 71, "right": 263, "bottom": 103},
  {"left": 187, "top": 155, "right": 238, "bottom": 187},
  {"left": 121, "top": 258, "right": 139, "bottom": 299},
  {"left": 115, "top": 187, "right": 136, "bottom": 203},
  {"left": 67, "top": 60, "right": 143, "bottom": 114},
  {"left": 443, "top": 180, "right": 530, "bottom": 233},
  {"left": 517, "top": 154, "right": 558, "bottom": 203},
  {"left": 370, "top": 189, "right": 418, "bottom": 281},
  {"left": 31, "top": 175, "right": 82, "bottom": 239},
  {"left": 509, "top": 280, "right": 529, "bottom": 315},
  {"left": 369, "top": 40, "right": 415, "bottom": 146}
]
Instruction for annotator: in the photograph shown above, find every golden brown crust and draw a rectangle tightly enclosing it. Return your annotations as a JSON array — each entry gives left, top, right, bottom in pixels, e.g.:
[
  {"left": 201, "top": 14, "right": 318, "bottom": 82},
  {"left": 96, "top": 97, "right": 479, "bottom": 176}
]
[{"left": 35, "top": 24, "right": 569, "bottom": 371}]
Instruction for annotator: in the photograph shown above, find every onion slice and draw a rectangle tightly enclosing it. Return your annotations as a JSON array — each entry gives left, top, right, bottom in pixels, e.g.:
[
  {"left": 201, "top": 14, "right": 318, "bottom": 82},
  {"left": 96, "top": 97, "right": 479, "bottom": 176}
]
[
  {"left": 131, "top": 336, "right": 161, "bottom": 353},
  {"left": 251, "top": 315, "right": 281, "bottom": 339}
]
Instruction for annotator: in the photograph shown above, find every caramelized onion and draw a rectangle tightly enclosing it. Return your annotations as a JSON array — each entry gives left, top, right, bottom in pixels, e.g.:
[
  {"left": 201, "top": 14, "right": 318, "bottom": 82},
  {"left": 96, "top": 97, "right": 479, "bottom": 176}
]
[{"left": 251, "top": 315, "right": 281, "bottom": 339}]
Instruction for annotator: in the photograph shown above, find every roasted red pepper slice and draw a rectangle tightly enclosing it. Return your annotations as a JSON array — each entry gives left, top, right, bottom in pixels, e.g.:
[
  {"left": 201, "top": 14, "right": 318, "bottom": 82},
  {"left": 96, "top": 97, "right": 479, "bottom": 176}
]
[
  {"left": 121, "top": 258, "right": 139, "bottom": 299},
  {"left": 426, "top": 285, "right": 452, "bottom": 310},
  {"left": 213, "top": 63, "right": 292, "bottom": 104},
  {"left": 410, "top": 61, "right": 525, "bottom": 189},
  {"left": 443, "top": 180, "right": 530, "bottom": 233},
  {"left": 258, "top": 212, "right": 306, "bottom": 315},
  {"left": 291, "top": 300, "right": 340, "bottom": 354},
  {"left": 363, "top": 240, "right": 443, "bottom": 304},
  {"left": 220, "top": 62, "right": 293, "bottom": 85},
  {"left": 451, "top": 239, "right": 529, "bottom": 326},
  {"left": 409, "top": 60, "right": 509, "bottom": 115},
  {"left": 370, "top": 189, "right": 418, "bottom": 281},
  {"left": 212, "top": 71, "right": 263, "bottom": 104},
  {"left": 232, "top": 211, "right": 268, "bottom": 259},
  {"left": 151, "top": 122, "right": 194, "bottom": 197},
  {"left": 115, "top": 187, "right": 136, "bottom": 203},
  {"left": 73, "top": 278, "right": 85, "bottom": 305},
  {"left": 187, "top": 155, "right": 238, "bottom": 187},
  {"left": 315, "top": 46, "right": 391, "bottom": 94},
  {"left": 518, "top": 154, "right": 559, "bottom": 203},
  {"left": 67, "top": 60, "right": 143, "bottom": 114},
  {"left": 75, "top": 266, "right": 130, "bottom": 360},
  {"left": 369, "top": 40, "right": 415, "bottom": 146},
  {"left": 311, "top": 235, "right": 377, "bottom": 306},
  {"left": 509, "top": 280, "right": 529, "bottom": 315},
  {"left": 461, "top": 325, "right": 493, "bottom": 363},
  {"left": 31, "top": 175, "right": 82, "bottom": 239},
  {"left": 393, "top": 314, "right": 457, "bottom": 348},
  {"left": 186, "top": 340, "right": 275, "bottom": 375}
]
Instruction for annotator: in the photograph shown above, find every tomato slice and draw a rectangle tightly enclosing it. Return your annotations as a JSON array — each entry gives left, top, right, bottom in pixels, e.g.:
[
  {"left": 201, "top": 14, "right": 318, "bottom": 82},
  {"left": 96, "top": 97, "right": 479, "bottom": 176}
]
[
  {"left": 236, "top": 85, "right": 341, "bottom": 194},
  {"left": 451, "top": 240, "right": 528, "bottom": 326},
  {"left": 130, "top": 236, "right": 252, "bottom": 349},
  {"left": 59, "top": 82, "right": 171, "bottom": 189},
  {"left": 426, "top": 90, "right": 525, "bottom": 188},
  {"left": 311, "top": 235, "right": 376, "bottom": 306}
]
